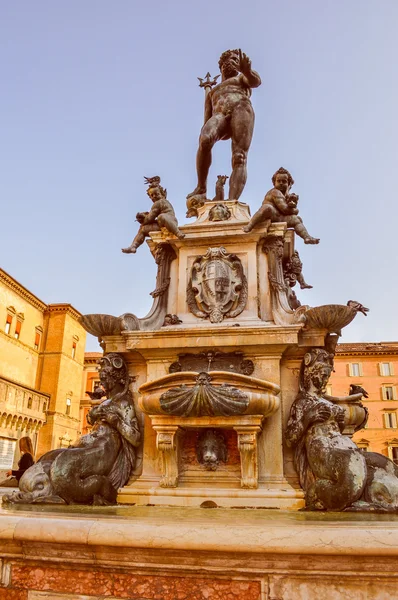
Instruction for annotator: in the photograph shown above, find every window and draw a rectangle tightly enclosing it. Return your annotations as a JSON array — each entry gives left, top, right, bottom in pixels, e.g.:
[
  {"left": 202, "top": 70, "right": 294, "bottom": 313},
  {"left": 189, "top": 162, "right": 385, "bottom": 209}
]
[
  {"left": 27, "top": 396, "right": 33, "bottom": 409},
  {"left": 14, "top": 320, "right": 22, "bottom": 340},
  {"left": 34, "top": 331, "right": 41, "bottom": 350},
  {"left": 384, "top": 412, "right": 397, "bottom": 429},
  {"left": 349, "top": 363, "right": 362, "bottom": 377},
  {"left": 66, "top": 397, "right": 71, "bottom": 416},
  {"left": 380, "top": 362, "right": 394, "bottom": 376},
  {"left": 382, "top": 385, "right": 397, "bottom": 400},
  {"left": 5, "top": 314, "right": 12, "bottom": 335},
  {"left": 392, "top": 447, "right": 398, "bottom": 465},
  {"left": 72, "top": 342, "right": 76, "bottom": 359},
  {"left": 356, "top": 444, "right": 369, "bottom": 451}
]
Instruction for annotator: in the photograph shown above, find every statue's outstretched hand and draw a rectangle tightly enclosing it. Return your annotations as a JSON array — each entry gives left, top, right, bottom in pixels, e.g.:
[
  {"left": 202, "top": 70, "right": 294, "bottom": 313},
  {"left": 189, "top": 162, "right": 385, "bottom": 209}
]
[
  {"left": 238, "top": 49, "right": 252, "bottom": 75},
  {"left": 308, "top": 403, "right": 332, "bottom": 425}
]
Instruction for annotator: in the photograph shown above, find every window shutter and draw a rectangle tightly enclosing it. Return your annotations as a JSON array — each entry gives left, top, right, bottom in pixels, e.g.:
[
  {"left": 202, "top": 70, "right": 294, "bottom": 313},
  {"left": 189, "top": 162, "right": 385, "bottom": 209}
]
[
  {"left": 393, "top": 413, "right": 398, "bottom": 428},
  {"left": 378, "top": 362, "right": 383, "bottom": 376},
  {"left": 394, "top": 386, "right": 398, "bottom": 401},
  {"left": 390, "top": 363, "right": 395, "bottom": 376},
  {"left": 348, "top": 364, "right": 353, "bottom": 376},
  {"left": 35, "top": 332, "right": 40, "bottom": 346},
  {"left": 6, "top": 315, "right": 12, "bottom": 325},
  {"left": 15, "top": 321, "right": 21, "bottom": 335},
  {"left": 359, "top": 363, "right": 363, "bottom": 376},
  {"left": 383, "top": 413, "right": 389, "bottom": 428},
  {"left": 382, "top": 387, "right": 386, "bottom": 400}
]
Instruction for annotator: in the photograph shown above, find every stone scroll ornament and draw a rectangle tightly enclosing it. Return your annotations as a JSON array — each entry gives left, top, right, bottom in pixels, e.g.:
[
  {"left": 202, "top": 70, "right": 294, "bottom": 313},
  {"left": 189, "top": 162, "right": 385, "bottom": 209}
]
[
  {"left": 3, "top": 353, "right": 141, "bottom": 506},
  {"left": 160, "top": 372, "right": 249, "bottom": 417},
  {"left": 285, "top": 348, "right": 398, "bottom": 513},
  {"left": 186, "top": 247, "right": 248, "bottom": 323}
]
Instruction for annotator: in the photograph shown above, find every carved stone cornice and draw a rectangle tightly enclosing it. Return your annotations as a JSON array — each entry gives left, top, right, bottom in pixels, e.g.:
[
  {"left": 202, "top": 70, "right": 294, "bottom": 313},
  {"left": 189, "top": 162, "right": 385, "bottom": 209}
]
[
  {"left": 0, "top": 374, "right": 50, "bottom": 399},
  {"left": 45, "top": 303, "right": 83, "bottom": 321},
  {"left": 336, "top": 343, "right": 398, "bottom": 357},
  {"left": 0, "top": 269, "right": 47, "bottom": 312}
]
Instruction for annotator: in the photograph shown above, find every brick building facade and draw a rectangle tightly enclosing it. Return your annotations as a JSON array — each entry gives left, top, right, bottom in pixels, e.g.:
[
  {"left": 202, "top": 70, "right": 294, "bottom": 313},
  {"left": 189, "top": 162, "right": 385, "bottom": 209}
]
[
  {"left": 330, "top": 342, "right": 398, "bottom": 462},
  {"left": 0, "top": 268, "right": 86, "bottom": 470}
]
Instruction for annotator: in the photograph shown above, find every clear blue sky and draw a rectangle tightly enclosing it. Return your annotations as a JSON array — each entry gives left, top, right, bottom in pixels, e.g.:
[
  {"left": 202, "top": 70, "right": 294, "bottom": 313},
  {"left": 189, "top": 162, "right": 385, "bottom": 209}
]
[{"left": 1, "top": 1, "right": 397, "bottom": 351}]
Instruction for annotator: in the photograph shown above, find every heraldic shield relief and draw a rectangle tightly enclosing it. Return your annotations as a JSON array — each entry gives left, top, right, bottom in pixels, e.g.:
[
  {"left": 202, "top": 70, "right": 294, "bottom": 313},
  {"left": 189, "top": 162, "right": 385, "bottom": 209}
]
[{"left": 186, "top": 247, "right": 248, "bottom": 323}]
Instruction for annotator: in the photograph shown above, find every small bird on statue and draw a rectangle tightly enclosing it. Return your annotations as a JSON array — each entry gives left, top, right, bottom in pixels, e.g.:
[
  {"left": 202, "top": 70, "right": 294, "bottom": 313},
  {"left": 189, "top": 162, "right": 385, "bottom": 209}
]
[
  {"left": 349, "top": 384, "right": 369, "bottom": 399},
  {"left": 347, "top": 300, "right": 369, "bottom": 316},
  {"left": 86, "top": 385, "right": 106, "bottom": 401}
]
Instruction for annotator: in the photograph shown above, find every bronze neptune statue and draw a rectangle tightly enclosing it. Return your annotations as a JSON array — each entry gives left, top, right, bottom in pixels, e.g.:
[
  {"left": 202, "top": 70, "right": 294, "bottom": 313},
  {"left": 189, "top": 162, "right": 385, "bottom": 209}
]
[{"left": 186, "top": 49, "right": 261, "bottom": 212}]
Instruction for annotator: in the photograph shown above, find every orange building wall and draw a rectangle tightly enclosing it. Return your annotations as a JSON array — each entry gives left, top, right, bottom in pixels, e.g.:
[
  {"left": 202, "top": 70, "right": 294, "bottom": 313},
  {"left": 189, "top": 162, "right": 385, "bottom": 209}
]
[
  {"left": 80, "top": 352, "right": 102, "bottom": 436},
  {"left": 330, "top": 343, "right": 398, "bottom": 460}
]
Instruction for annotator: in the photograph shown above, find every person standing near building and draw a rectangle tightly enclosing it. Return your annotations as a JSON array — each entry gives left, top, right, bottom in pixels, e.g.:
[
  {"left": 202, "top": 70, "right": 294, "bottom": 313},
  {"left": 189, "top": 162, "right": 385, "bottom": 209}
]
[{"left": 6, "top": 437, "right": 34, "bottom": 483}]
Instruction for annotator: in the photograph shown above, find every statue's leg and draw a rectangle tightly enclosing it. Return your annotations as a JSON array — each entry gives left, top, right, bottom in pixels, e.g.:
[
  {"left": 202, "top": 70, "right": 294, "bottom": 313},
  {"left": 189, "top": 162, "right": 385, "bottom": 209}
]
[
  {"left": 242, "top": 205, "right": 273, "bottom": 233},
  {"left": 187, "top": 114, "right": 228, "bottom": 199},
  {"left": 290, "top": 217, "right": 320, "bottom": 245},
  {"left": 122, "top": 224, "right": 159, "bottom": 254},
  {"left": 297, "top": 273, "right": 313, "bottom": 289},
  {"left": 157, "top": 214, "right": 185, "bottom": 240},
  {"left": 229, "top": 105, "right": 254, "bottom": 200}
]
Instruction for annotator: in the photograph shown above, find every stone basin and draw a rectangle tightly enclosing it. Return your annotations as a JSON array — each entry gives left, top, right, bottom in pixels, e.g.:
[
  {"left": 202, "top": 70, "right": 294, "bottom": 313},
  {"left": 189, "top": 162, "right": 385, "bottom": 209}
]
[
  {"left": 300, "top": 304, "right": 358, "bottom": 334},
  {"left": 138, "top": 371, "right": 280, "bottom": 418}
]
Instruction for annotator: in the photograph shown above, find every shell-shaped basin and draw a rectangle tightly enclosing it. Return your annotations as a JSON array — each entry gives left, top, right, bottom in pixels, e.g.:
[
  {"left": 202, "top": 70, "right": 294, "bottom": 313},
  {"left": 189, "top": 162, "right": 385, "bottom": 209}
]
[
  {"left": 80, "top": 314, "right": 122, "bottom": 337},
  {"left": 80, "top": 313, "right": 139, "bottom": 337},
  {"left": 138, "top": 371, "right": 280, "bottom": 418},
  {"left": 303, "top": 304, "right": 357, "bottom": 333}
]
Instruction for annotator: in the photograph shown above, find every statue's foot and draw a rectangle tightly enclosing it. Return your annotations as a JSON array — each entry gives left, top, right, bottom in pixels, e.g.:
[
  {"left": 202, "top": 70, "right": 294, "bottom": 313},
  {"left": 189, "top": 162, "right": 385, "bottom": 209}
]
[
  {"left": 242, "top": 225, "right": 252, "bottom": 233},
  {"left": 300, "top": 283, "right": 313, "bottom": 290},
  {"left": 122, "top": 246, "right": 137, "bottom": 254},
  {"left": 176, "top": 231, "right": 185, "bottom": 240},
  {"left": 304, "top": 237, "right": 320, "bottom": 245},
  {"left": 186, "top": 187, "right": 206, "bottom": 200}
]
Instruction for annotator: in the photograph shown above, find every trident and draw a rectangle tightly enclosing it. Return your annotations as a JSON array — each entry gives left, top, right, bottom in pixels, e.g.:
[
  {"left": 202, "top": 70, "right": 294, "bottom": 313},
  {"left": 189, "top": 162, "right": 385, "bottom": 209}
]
[{"left": 197, "top": 72, "right": 220, "bottom": 121}]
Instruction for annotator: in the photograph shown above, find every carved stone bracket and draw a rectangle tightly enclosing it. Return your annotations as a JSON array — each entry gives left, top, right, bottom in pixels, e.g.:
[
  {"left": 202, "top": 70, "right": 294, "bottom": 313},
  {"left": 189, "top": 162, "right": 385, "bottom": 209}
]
[
  {"left": 234, "top": 425, "right": 261, "bottom": 489},
  {"left": 263, "top": 236, "right": 297, "bottom": 326},
  {"left": 153, "top": 425, "right": 181, "bottom": 488}
]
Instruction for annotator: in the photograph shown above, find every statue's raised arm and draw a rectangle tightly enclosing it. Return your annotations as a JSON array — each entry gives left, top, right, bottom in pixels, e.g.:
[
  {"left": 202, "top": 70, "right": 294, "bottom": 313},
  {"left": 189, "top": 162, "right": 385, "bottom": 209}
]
[{"left": 238, "top": 49, "right": 261, "bottom": 89}]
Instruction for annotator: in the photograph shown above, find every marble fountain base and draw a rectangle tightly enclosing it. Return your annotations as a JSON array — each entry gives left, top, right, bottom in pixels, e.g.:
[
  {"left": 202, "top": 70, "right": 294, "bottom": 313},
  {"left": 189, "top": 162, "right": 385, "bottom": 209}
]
[{"left": 0, "top": 504, "right": 398, "bottom": 600}]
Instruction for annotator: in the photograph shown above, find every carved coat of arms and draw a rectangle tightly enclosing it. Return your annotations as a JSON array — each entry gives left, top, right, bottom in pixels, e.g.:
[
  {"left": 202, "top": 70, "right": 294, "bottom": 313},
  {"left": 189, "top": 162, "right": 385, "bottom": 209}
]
[{"left": 186, "top": 247, "right": 247, "bottom": 323}]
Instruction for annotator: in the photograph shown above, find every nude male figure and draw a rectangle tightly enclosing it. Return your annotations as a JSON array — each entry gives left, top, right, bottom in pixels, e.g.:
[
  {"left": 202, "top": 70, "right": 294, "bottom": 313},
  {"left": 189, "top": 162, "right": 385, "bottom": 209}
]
[
  {"left": 243, "top": 167, "right": 320, "bottom": 244},
  {"left": 187, "top": 49, "right": 261, "bottom": 204}
]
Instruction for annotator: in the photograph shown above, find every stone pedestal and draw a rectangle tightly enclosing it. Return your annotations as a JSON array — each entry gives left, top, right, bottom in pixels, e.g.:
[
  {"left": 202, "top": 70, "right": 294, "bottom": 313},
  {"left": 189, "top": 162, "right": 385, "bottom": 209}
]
[{"left": 99, "top": 201, "right": 323, "bottom": 509}]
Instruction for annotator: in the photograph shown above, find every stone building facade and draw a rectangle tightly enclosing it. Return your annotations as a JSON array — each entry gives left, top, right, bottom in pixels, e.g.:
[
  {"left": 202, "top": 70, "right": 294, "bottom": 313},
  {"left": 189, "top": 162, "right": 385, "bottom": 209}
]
[
  {"left": 0, "top": 268, "right": 86, "bottom": 469},
  {"left": 330, "top": 342, "right": 398, "bottom": 461},
  {"left": 79, "top": 351, "right": 102, "bottom": 435}
]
